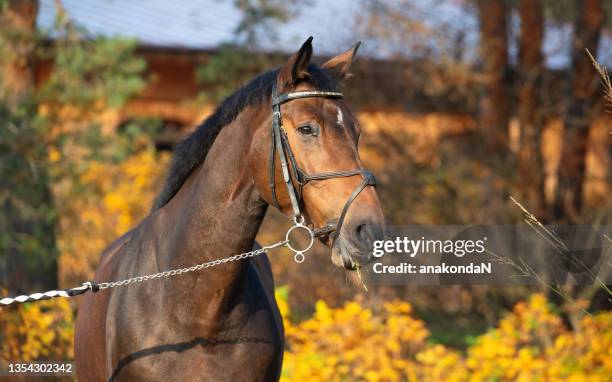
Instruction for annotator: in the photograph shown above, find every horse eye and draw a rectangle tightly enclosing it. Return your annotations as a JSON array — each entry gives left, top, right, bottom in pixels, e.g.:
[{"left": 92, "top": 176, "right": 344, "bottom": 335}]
[{"left": 297, "top": 124, "right": 316, "bottom": 136}]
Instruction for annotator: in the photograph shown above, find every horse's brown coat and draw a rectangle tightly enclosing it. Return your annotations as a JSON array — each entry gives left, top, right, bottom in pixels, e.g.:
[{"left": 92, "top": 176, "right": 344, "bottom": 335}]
[{"left": 75, "top": 39, "right": 385, "bottom": 381}]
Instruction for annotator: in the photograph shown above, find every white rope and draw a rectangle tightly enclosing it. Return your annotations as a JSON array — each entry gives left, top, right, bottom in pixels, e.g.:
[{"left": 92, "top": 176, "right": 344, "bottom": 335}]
[{"left": 1, "top": 290, "right": 69, "bottom": 305}]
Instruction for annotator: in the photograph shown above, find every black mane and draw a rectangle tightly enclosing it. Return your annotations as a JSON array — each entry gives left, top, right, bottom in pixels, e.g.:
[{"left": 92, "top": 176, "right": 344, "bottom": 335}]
[{"left": 152, "top": 64, "right": 340, "bottom": 210}]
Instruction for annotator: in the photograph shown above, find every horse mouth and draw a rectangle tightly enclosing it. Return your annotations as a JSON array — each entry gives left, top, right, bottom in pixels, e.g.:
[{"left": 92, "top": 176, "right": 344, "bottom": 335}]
[
  {"left": 330, "top": 235, "right": 370, "bottom": 271},
  {"left": 329, "top": 238, "right": 374, "bottom": 291},
  {"left": 331, "top": 245, "right": 356, "bottom": 270}
]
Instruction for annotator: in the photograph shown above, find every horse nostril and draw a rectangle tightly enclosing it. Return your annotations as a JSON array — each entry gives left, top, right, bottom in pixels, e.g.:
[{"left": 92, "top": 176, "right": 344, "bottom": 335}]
[
  {"left": 353, "top": 221, "right": 382, "bottom": 250},
  {"left": 355, "top": 223, "right": 368, "bottom": 243},
  {"left": 356, "top": 223, "right": 362, "bottom": 235}
]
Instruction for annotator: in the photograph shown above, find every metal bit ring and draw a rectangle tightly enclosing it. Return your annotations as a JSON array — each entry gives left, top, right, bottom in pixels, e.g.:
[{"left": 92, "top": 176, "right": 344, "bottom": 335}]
[{"left": 285, "top": 221, "right": 314, "bottom": 263}]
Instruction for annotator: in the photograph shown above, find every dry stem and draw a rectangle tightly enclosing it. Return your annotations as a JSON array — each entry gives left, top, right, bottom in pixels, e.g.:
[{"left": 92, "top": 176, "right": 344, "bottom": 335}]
[{"left": 586, "top": 48, "right": 612, "bottom": 111}]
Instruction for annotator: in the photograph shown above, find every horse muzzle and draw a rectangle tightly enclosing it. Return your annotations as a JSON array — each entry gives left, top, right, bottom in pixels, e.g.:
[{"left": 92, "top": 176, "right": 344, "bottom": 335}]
[{"left": 331, "top": 219, "right": 385, "bottom": 270}]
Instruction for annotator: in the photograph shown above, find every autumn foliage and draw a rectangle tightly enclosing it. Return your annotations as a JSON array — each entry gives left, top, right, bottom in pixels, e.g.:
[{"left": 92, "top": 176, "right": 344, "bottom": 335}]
[
  {"left": 0, "top": 298, "right": 74, "bottom": 362},
  {"left": 1, "top": 1, "right": 610, "bottom": 379},
  {"left": 279, "top": 292, "right": 611, "bottom": 382},
  {"left": 56, "top": 148, "right": 169, "bottom": 286},
  {"left": 2, "top": 290, "right": 610, "bottom": 381}
]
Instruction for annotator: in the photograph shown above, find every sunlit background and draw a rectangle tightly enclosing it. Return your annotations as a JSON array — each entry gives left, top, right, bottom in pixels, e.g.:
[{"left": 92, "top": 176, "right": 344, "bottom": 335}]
[{"left": 1, "top": 0, "right": 611, "bottom": 380}]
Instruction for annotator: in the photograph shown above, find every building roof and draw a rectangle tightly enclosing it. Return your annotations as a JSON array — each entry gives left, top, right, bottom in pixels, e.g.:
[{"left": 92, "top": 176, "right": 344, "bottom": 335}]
[
  {"left": 37, "top": 0, "right": 611, "bottom": 68},
  {"left": 37, "top": 0, "right": 366, "bottom": 55}
]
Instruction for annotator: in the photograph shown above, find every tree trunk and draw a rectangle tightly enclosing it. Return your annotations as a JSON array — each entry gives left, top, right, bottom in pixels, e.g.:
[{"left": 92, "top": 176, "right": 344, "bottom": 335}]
[
  {"left": 517, "top": 0, "right": 545, "bottom": 216},
  {"left": 555, "top": 0, "right": 604, "bottom": 221},
  {"left": 0, "top": 0, "right": 38, "bottom": 109},
  {"left": 0, "top": 0, "right": 58, "bottom": 293},
  {"left": 477, "top": 0, "right": 510, "bottom": 152}
]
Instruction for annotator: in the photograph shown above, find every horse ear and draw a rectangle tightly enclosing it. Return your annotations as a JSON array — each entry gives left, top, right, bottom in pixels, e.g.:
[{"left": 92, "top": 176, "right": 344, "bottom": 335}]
[
  {"left": 322, "top": 41, "right": 361, "bottom": 80},
  {"left": 277, "top": 36, "right": 313, "bottom": 90}
]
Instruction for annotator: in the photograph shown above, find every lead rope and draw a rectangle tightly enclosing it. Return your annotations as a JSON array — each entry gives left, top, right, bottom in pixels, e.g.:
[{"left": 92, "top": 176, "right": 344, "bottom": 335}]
[{"left": 0, "top": 223, "right": 314, "bottom": 307}]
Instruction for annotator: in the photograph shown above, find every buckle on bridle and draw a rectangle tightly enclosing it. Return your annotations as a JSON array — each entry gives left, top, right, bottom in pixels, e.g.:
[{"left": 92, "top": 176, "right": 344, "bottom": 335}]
[{"left": 363, "top": 170, "right": 376, "bottom": 186}]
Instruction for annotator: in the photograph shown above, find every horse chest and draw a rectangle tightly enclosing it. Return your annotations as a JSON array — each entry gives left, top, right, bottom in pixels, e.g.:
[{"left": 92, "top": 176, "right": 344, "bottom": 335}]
[{"left": 106, "top": 263, "right": 283, "bottom": 381}]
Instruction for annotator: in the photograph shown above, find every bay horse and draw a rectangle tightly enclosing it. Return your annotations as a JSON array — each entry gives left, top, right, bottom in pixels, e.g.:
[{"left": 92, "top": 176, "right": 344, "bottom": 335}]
[{"left": 75, "top": 37, "right": 385, "bottom": 381}]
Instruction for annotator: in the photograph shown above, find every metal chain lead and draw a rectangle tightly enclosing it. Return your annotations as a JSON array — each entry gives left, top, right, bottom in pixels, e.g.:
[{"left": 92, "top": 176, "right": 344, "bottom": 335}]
[
  {"left": 97, "top": 239, "right": 288, "bottom": 290},
  {"left": 0, "top": 239, "right": 289, "bottom": 306}
]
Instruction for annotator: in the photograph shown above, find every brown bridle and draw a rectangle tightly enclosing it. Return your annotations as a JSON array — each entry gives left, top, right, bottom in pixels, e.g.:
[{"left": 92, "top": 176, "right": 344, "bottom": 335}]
[{"left": 269, "top": 82, "right": 376, "bottom": 268}]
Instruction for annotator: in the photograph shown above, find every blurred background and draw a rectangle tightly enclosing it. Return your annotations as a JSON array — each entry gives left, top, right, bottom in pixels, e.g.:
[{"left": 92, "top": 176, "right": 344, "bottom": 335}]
[{"left": 0, "top": 0, "right": 610, "bottom": 380}]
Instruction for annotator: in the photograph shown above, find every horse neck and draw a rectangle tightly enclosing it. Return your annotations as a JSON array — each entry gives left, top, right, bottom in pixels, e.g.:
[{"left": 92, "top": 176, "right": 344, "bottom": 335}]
[{"left": 155, "top": 104, "right": 269, "bottom": 293}]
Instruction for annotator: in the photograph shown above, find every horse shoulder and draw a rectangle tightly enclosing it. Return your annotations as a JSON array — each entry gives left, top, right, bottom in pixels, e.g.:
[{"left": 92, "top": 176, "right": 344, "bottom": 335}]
[
  {"left": 74, "top": 229, "right": 135, "bottom": 382},
  {"left": 249, "top": 244, "right": 285, "bottom": 380}
]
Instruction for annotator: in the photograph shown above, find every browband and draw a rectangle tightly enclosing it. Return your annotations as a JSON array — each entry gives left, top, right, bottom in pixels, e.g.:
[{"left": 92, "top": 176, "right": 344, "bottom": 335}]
[{"left": 272, "top": 91, "right": 343, "bottom": 106}]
